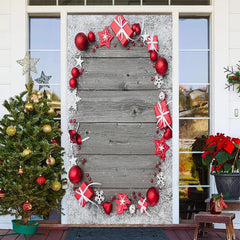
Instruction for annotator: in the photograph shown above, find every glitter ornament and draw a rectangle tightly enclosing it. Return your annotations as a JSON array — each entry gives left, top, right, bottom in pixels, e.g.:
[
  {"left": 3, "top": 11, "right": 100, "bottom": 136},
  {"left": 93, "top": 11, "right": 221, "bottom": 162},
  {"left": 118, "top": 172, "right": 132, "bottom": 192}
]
[
  {"left": 24, "top": 102, "right": 34, "bottom": 112},
  {"left": 34, "top": 71, "right": 51, "bottom": 90},
  {"left": 52, "top": 181, "right": 61, "bottom": 191},
  {"left": 47, "top": 107, "right": 55, "bottom": 115},
  {"left": 43, "top": 124, "right": 52, "bottom": 134},
  {"left": 75, "top": 32, "right": 89, "bottom": 51},
  {"left": 46, "top": 156, "right": 55, "bottom": 166},
  {"left": 146, "top": 187, "right": 159, "bottom": 206},
  {"left": 129, "top": 204, "right": 136, "bottom": 214},
  {"left": 22, "top": 148, "right": 31, "bottom": 156},
  {"left": 71, "top": 67, "right": 80, "bottom": 78},
  {"left": 6, "top": 126, "right": 16, "bottom": 136},
  {"left": 16, "top": 52, "right": 39, "bottom": 75},
  {"left": 69, "top": 78, "right": 78, "bottom": 89},
  {"left": 156, "top": 172, "right": 166, "bottom": 189},
  {"left": 95, "top": 190, "right": 105, "bottom": 204},
  {"left": 88, "top": 31, "right": 96, "bottom": 42},
  {"left": 68, "top": 165, "right": 82, "bottom": 184},
  {"left": 23, "top": 201, "right": 32, "bottom": 211},
  {"left": 155, "top": 57, "right": 168, "bottom": 76}
]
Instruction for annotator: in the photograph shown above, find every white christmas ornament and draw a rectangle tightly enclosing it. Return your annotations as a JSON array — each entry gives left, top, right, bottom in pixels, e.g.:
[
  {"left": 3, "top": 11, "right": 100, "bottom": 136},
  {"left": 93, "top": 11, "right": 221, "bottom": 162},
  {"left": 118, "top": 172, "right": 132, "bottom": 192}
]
[
  {"left": 68, "top": 155, "right": 78, "bottom": 167},
  {"left": 66, "top": 89, "right": 81, "bottom": 111},
  {"left": 95, "top": 190, "right": 105, "bottom": 204},
  {"left": 158, "top": 92, "right": 165, "bottom": 101},
  {"left": 156, "top": 172, "right": 166, "bottom": 189},
  {"left": 154, "top": 75, "right": 164, "bottom": 89},
  {"left": 75, "top": 55, "right": 84, "bottom": 69},
  {"left": 129, "top": 204, "right": 136, "bottom": 214}
]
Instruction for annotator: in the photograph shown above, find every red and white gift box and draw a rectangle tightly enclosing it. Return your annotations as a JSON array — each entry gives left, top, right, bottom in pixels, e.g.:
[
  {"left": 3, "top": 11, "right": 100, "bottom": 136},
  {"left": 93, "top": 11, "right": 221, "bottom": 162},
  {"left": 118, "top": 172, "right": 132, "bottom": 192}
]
[
  {"left": 154, "top": 100, "right": 172, "bottom": 130},
  {"left": 110, "top": 15, "right": 133, "bottom": 47},
  {"left": 74, "top": 181, "right": 94, "bottom": 207},
  {"left": 147, "top": 35, "right": 158, "bottom": 52},
  {"left": 137, "top": 197, "right": 148, "bottom": 213}
]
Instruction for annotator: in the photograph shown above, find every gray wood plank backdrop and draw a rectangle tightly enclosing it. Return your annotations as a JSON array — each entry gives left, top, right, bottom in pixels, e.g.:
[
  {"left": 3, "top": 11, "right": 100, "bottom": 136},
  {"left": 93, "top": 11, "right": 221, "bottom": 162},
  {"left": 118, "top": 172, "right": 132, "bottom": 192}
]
[{"left": 66, "top": 14, "right": 173, "bottom": 224}]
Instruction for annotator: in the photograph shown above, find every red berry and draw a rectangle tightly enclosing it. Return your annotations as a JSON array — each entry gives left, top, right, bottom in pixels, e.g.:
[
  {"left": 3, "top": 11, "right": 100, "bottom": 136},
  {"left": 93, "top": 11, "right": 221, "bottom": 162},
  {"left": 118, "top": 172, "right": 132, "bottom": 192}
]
[
  {"left": 138, "top": 192, "right": 141, "bottom": 197},
  {"left": 69, "top": 119, "right": 72, "bottom": 123},
  {"left": 132, "top": 42, "right": 135, "bottom": 46},
  {"left": 151, "top": 77, "right": 154, "bottom": 81},
  {"left": 137, "top": 38, "right": 141, "bottom": 42},
  {"left": 81, "top": 68, "right": 84, "bottom": 73},
  {"left": 78, "top": 146, "right": 81, "bottom": 150},
  {"left": 96, "top": 45, "right": 99, "bottom": 48},
  {"left": 155, "top": 164, "right": 158, "bottom": 168},
  {"left": 134, "top": 195, "right": 137, "bottom": 199},
  {"left": 86, "top": 173, "right": 89, "bottom": 177},
  {"left": 158, "top": 168, "right": 161, "bottom": 172},
  {"left": 82, "top": 159, "right": 86, "bottom": 164},
  {"left": 127, "top": 46, "right": 130, "bottom": 50},
  {"left": 114, "top": 44, "right": 117, "bottom": 48},
  {"left": 154, "top": 172, "right": 157, "bottom": 177},
  {"left": 73, "top": 186, "right": 77, "bottom": 191},
  {"left": 150, "top": 179, "right": 153, "bottom": 183},
  {"left": 141, "top": 42, "right": 144, "bottom": 47},
  {"left": 73, "top": 119, "right": 76, "bottom": 123},
  {"left": 93, "top": 49, "right": 96, "bottom": 53},
  {"left": 156, "top": 130, "right": 159, "bottom": 134},
  {"left": 132, "top": 191, "right": 136, "bottom": 196},
  {"left": 88, "top": 177, "right": 92, "bottom": 181}
]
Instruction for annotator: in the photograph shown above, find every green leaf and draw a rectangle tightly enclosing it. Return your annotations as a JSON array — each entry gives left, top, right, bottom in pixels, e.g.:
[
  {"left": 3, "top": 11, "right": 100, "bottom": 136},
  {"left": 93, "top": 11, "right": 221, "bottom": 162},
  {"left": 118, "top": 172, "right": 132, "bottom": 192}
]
[
  {"left": 215, "top": 152, "right": 229, "bottom": 164},
  {"left": 223, "top": 163, "right": 232, "bottom": 173},
  {"left": 203, "top": 153, "right": 212, "bottom": 165},
  {"left": 208, "top": 144, "right": 216, "bottom": 153}
]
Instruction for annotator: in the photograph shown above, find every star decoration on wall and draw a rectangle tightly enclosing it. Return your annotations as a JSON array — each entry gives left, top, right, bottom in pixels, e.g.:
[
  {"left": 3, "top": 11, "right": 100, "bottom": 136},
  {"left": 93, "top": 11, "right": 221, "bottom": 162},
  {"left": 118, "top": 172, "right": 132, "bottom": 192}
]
[
  {"left": 66, "top": 88, "right": 81, "bottom": 111},
  {"left": 16, "top": 52, "right": 40, "bottom": 75},
  {"left": 75, "top": 55, "right": 84, "bottom": 69},
  {"left": 153, "top": 75, "right": 164, "bottom": 89},
  {"left": 98, "top": 26, "right": 114, "bottom": 49},
  {"left": 141, "top": 32, "right": 149, "bottom": 42},
  {"left": 34, "top": 71, "right": 52, "bottom": 90},
  {"left": 154, "top": 137, "right": 169, "bottom": 161}
]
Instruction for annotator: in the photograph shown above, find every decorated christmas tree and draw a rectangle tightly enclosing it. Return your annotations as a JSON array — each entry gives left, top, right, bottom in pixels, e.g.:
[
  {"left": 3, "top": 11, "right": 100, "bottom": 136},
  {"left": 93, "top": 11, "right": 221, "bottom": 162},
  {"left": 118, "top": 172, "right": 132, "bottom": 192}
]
[{"left": 0, "top": 79, "right": 66, "bottom": 225}]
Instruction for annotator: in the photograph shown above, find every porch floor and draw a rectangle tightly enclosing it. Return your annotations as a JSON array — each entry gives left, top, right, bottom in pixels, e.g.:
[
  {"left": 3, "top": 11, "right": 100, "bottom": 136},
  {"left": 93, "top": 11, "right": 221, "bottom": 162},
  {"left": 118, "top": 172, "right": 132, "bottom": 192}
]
[{"left": 0, "top": 226, "right": 240, "bottom": 240}]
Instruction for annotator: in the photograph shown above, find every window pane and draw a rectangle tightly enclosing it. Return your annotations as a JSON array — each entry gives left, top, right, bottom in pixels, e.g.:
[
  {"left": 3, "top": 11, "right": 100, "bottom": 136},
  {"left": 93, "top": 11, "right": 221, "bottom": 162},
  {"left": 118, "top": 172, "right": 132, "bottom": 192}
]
[
  {"left": 179, "top": 187, "right": 209, "bottom": 220},
  {"left": 115, "top": 0, "right": 140, "bottom": 5},
  {"left": 143, "top": 0, "right": 168, "bottom": 4},
  {"left": 172, "top": 0, "right": 209, "bottom": 5},
  {"left": 179, "top": 85, "right": 209, "bottom": 117},
  {"left": 29, "top": 0, "right": 56, "bottom": 5},
  {"left": 179, "top": 153, "right": 209, "bottom": 186},
  {"left": 179, "top": 119, "right": 209, "bottom": 151},
  {"left": 179, "top": 19, "right": 209, "bottom": 49},
  {"left": 59, "top": 0, "right": 84, "bottom": 4},
  {"left": 29, "top": 18, "right": 60, "bottom": 50},
  {"left": 87, "top": 0, "right": 112, "bottom": 4},
  {"left": 179, "top": 51, "right": 209, "bottom": 84}
]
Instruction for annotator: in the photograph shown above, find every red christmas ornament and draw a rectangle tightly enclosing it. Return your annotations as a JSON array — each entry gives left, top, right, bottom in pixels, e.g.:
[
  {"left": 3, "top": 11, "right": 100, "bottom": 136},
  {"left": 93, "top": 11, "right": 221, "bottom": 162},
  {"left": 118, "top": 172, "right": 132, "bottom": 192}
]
[
  {"left": 164, "top": 127, "right": 172, "bottom": 140},
  {"left": 71, "top": 67, "right": 80, "bottom": 78},
  {"left": 154, "top": 137, "right": 170, "bottom": 161},
  {"left": 23, "top": 201, "right": 32, "bottom": 211},
  {"left": 75, "top": 32, "right": 89, "bottom": 51},
  {"left": 146, "top": 187, "right": 159, "bottom": 206},
  {"left": 68, "top": 165, "right": 82, "bottom": 184},
  {"left": 51, "top": 139, "right": 59, "bottom": 148},
  {"left": 0, "top": 189, "right": 5, "bottom": 199},
  {"left": 88, "top": 31, "right": 96, "bottom": 42},
  {"left": 36, "top": 176, "right": 46, "bottom": 186},
  {"left": 102, "top": 202, "right": 112, "bottom": 215},
  {"left": 150, "top": 51, "right": 158, "bottom": 62},
  {"left": 155, "top": 57, "right": 168, "bottom": 76},
  {"left": 132, "top": 23, "right": 141, "bottom": 35},
  {"left": 69, "top": 78, "right": 77, "bottom": 89}
]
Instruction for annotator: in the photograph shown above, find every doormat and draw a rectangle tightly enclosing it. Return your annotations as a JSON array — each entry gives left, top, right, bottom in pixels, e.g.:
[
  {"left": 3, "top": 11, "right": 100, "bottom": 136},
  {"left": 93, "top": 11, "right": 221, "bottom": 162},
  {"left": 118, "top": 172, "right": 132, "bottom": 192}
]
[{"left": 64, "top": 227, "right": 169, "bottom": 240}]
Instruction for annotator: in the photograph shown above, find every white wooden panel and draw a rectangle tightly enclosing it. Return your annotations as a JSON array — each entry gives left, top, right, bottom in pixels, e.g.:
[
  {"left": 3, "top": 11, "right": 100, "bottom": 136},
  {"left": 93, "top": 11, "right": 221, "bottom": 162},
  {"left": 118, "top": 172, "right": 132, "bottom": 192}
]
[
  {"left": 0, "top": 32, "right": 10, "bottom": 49},
  {"left": 0, "top": 67, "right": 10, "bottom": 84},
  {"left": 229, "top": 0, "right": 240, "bottom": 13},
  {"left": 0, "top": 49, "right": 10, "bottom": 66},
  {"left": 229, "top": 49, "right": 240, "bottom": 65},
  {"left": 0, "top": 0, "right": 10, "bottom": 14},
  {"left": 0, "top": 15, "right": 10, "bottom": 32},
  {"left": 229, "top": 14, "right": 240, "bottom": 31},
  {"left": 229, "top": 32, "right": 240, "bottom": 48}
]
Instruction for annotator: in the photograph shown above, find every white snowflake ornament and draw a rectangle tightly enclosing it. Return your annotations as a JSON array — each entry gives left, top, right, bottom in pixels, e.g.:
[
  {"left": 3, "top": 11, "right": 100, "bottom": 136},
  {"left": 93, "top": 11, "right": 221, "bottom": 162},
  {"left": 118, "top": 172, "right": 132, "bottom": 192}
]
[
  {"left": 95, "top": 190, "right": 105, "bottom": 205},
  {"left": 154, "top": 75, "right": 164, "bottom": 89},
  {"left": 75, "top": 55, "right": 84, "bottom": 69},
  {"left": 129, "top": 204, "right": 136, "bottom": 215},
  {"left": 68, "top": 155, "right": 78, "bottom": 168},
  {"left": 66, "top": 89, "right": 81, "bottom": 111},
  {"left": 156, "top": 172, "right": 166, "bottom": 189}
]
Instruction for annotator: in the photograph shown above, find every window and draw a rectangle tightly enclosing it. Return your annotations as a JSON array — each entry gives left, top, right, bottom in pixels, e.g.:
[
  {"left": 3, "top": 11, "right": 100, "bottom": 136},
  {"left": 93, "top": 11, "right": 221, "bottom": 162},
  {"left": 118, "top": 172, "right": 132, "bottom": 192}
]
[
  {"left": 179, "top": 18, "right": 210, "bottom": 221},
  {"left": 28, "top": 0, "right": 210, "bottom": 5}
]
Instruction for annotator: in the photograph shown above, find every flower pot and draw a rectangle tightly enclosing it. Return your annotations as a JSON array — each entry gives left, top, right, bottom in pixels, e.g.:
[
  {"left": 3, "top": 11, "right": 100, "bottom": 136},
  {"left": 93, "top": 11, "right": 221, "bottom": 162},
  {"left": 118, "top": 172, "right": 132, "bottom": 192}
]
[
  {"left": 12, "top": 219, "right": 39, "bottom": 235},
  {"left": 214, "top": 173, "right": 240, "bottom": 200}
]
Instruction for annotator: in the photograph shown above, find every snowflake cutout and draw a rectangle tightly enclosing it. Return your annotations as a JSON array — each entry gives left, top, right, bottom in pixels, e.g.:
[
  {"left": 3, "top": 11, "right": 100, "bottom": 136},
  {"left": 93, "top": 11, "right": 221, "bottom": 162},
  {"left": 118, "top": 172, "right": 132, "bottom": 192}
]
[
  {"left": 16, "top": 52, "right": 40, "bottom": 75},
  {"left": 156, "top": 172, "right": 166, "bottom": 189},
  {"left": 153, "top": 75, "right": 164, "bottom": 89},
  {"left": 75, "top": 55, "right": 84, "bottom": 69},
  {"left": 95, "top": 190, "right": 105, "bottom": 205},
  {"left": 34, "top": 71, "right": 52, "bottom": 90},
  {"left": 129, "top": 204, "right": 136, "bottom": 215},
  {"left": 66, "top": 89, "right": 81, "bottom": 111}
]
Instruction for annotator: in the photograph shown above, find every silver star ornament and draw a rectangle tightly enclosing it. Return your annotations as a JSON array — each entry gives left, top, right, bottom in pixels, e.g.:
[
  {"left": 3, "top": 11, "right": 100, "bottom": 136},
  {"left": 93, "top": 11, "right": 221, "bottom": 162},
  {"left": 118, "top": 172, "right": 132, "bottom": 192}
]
[
  {"left": 34, "top": 71, "right": 52, "bottom": 90},
  {"left": 75, "top": 55, "right": 84, "bottom": 68},
  {"left": 16, "top": 52, "right": 40, "bottom": 75}
]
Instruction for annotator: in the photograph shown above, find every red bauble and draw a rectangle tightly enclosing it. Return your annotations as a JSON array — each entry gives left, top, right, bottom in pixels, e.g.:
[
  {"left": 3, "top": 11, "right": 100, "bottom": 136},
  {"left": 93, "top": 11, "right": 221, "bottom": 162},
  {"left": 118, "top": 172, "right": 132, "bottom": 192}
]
[
  {"left": 102, "top": 202, "right": 112, "bottom": 215},
  {"left": 69, "top": 78, "right": 77, "bottom": 89},
  {"left": 146, "top": 187, "right": 159, "bottom": 206},
  {"left": 71, "top": 67, "right": 80, "bottom": 78},
  {"left": 164, "top": 127, "right": 172, "bottom": 140},
  {"left": 150, "top": 51, "right": 158, "bottom": 62},
  {"left": 132, "top": 23, "right": 141, "bottom": 35},
  {"left": 68, "top": 165, "right": 82, "bottom": 184},
  {"left": 51, "top": 139, "right": 59, "bottom": 148},
  {"left": 88, "top": 31, "right": 96, "bottom": 42},
  {"left": 36, "top": 176, "right": 46, "bottom": 186},
  {"left": 23, "top": 201, "right": 32, "bottom": 211},
  {"left": 75, "top": 32, "right": 89, "bottom": 51},
  {"left": 155, "top": 57, "right": 168, "bottom": 76}
]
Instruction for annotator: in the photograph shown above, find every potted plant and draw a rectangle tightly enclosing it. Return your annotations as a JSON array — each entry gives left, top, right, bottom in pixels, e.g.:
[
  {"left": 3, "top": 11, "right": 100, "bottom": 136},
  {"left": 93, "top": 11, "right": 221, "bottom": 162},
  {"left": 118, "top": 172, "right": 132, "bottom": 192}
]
[
  {"left": 202, "top": 133, "right": 240, "bottom": 199},
  {"left": 0, "top": 80, "right": 66, "bottom": 235}
]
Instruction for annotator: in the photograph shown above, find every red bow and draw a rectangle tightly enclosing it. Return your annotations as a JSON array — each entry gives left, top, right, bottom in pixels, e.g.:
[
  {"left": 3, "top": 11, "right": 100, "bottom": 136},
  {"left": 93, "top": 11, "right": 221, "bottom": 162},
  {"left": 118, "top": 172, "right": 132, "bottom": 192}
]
[{"left": 69, "top": 130, "right": 82, "bottom": 145}]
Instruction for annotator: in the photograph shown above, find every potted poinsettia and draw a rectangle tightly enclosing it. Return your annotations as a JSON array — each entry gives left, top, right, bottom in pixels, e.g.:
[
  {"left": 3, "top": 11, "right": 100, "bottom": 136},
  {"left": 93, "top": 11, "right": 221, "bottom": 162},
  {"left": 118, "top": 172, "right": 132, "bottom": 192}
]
[{"left": 202, "top": 133, "right": 240, "bottom": 199}]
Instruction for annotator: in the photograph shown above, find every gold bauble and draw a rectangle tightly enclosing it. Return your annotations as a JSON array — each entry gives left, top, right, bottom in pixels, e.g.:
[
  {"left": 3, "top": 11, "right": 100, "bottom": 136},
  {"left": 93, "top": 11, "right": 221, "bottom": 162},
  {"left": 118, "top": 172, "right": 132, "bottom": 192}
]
[
  {"left": 24, "top": 102, "right": 34, "bottom": 112},
  {"left": 6, "top": 126, "right": 16, "bottom": 136},
  {"left": 46, "top": 156, "right": 55, "bottom": 166},
  {"left": 23, "top": 148, "right": 31, "bottom": 156},
  {"left": 52, "top": 181, "right": 61, "bottom": 191},
  {"left": 43, "top": 124, "right": 52, "bottom": 134},
  {"left": 47, "top": 107, "right": 55, "bottom": 115}
]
